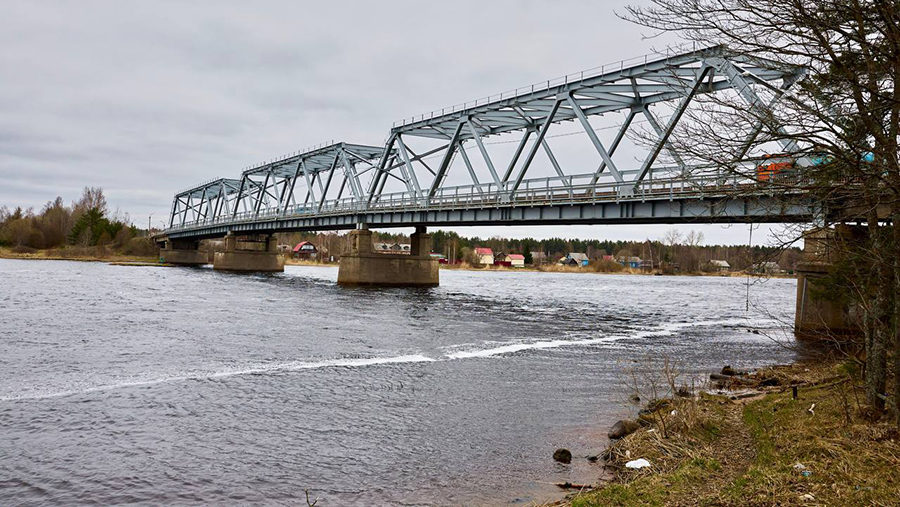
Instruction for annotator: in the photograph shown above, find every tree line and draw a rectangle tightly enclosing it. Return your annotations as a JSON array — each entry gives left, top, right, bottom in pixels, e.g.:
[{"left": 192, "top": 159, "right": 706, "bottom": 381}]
[{"left": 0, "top": 187, "right": 155, "bottom": 256}]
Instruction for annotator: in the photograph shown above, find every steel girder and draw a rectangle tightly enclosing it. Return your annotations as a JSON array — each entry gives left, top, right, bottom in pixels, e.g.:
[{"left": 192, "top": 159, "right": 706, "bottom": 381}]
[{"left": 166, "top": 45, "right": 808, "bottom": 234}]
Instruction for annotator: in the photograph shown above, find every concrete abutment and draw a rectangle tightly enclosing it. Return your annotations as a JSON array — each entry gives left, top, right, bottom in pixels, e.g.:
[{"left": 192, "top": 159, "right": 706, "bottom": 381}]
[{"left": 160, "top": 239, "right": 207, "bottom": 266}]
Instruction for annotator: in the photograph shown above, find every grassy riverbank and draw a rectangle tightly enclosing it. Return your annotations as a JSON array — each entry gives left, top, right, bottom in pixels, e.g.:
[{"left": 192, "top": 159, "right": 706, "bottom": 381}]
[
  {"left": 559, "top": 358, "right": 899, "bottom": 506},
  {"left": 0, "top": 246, "right": 159, "bottom": 264}
]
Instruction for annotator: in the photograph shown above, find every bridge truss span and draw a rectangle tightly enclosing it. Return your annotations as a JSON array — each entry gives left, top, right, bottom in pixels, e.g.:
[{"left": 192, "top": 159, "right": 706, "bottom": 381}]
[{"left": 165, "top": 45, "right": 814, "bottom": 237}]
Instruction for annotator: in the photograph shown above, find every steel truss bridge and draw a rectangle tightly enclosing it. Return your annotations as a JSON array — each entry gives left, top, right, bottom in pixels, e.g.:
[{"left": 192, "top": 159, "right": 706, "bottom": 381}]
[{"left": 163, "top": 45, "right": 816, "bottom": 240}]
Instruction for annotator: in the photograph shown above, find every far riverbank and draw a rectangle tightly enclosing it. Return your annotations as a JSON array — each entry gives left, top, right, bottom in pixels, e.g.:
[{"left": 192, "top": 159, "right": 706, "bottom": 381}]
[
  {"left": 3, "top": 247, "right": 795, "bottom": 280},
  {"left": 0, "top": 246, "right": 159, "bottom": 264}
]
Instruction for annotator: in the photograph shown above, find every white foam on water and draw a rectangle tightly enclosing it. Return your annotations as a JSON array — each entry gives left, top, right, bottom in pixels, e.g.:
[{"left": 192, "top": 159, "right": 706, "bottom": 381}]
[
  {"left": 444, "top": 317, "right": 771, "bottom": 360},
  {"left": 0, "top": 354, "right": 435, "bottom": 402},
  {"left": 3, "top": 318, "right": 773, "bottom": 401}
]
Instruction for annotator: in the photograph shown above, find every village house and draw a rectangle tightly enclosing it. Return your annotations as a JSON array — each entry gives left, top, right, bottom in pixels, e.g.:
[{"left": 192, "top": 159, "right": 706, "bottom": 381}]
[
  {"left": 474, "top": 247, "right": 494, "bottom": 265},
  {"left": 507, "top": 253, "right": 525, "bottom": 268},
  {"left": 494, "top": 253, "right": 526, "bottom": 268},
  {"left": 292, "top": 241, "right": 318, "bottom": 259},
  {"left": 708, "top": 260, "right": 731, "bottom": 272},
  {"left": 618, "top": 256, "right": 642, "bottom": 269},
  {"left": 559, "top": 252, "right": 590, "bottom": 267},
  {"left": 753, "top": 261, "right": 783, "bottom": 274}
]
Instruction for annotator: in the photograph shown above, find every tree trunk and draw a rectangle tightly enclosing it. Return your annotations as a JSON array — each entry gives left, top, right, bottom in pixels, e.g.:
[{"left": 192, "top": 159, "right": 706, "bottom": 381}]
[
  {"left": 866, "top": 213, "right": 890, "bottom": 412},
  {"left": 893, "top": 213, "right": 900, "bottom": 424}
]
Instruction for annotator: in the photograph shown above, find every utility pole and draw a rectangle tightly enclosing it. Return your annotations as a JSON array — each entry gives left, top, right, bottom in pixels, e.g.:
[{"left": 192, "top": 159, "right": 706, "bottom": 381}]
[{"left": 148, "top": 213, "right": 153, "bottom": 236}]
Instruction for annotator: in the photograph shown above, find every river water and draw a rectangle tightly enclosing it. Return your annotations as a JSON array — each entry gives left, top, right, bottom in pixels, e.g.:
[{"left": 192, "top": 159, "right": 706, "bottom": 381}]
[{"left": 0, "top": 259, "right": 803, "bottom": 506}]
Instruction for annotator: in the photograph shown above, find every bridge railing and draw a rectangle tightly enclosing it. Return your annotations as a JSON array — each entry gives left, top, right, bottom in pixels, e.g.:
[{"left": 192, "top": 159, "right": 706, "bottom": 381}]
[{"left": 164, "top": 162, "right": 812, "bottom": 233}]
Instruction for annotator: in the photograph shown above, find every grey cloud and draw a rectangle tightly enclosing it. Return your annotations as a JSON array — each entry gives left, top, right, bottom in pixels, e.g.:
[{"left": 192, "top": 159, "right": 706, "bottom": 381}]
[{"left": 1, "top": 0, "right": 781, "bottom": 244}]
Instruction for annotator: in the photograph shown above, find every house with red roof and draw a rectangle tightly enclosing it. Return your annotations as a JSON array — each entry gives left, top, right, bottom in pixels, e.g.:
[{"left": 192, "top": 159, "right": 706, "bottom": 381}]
[
  {"left": 494, "top": 253, "right": 526, "bottom": 268},
  {"left": 474, "top": 247, "right": 494, "bottom": 266},
  {"left": 292, "top": 241, "right": 318, "bottom": 259}
]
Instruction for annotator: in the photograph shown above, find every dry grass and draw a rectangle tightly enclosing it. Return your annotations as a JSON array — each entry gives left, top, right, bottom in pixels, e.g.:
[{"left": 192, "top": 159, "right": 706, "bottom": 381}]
[
  {"left": 0, "top": 246, "right": 158, "bottom": 264},
  {"left": 283, "top": 258, "right": 333, "bottom": 267},
  {"left": 566, "top": 359, "right": 900, "bottom": 506}
]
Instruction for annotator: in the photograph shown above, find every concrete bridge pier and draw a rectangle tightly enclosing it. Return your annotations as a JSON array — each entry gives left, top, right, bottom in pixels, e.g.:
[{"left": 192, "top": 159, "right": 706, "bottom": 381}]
[
  {"left": 213, "top": 232, "right": 284, "bottom": 272},
  {"left": 160, "top": 238, "right": 207, "bottom": 266},
  {"left": 337, "top": 225, "right": 439, "bottom": 286},
  {"left": 794, "top": 227, "right": 861, "bottom": 339}
]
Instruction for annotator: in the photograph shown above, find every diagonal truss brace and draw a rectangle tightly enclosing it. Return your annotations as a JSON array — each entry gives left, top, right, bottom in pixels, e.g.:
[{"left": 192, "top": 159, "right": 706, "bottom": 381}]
[
  {"left": 567, "top": 94, "right": 625, "bottom": 184},
  {"left": 633, "top": 64, "right": 713, "bottom": 188}
]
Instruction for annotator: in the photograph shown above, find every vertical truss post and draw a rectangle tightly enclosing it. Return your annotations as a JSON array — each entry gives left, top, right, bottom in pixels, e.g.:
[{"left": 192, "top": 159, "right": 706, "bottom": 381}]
[
  {"left": 567, "top": 94, "right": 624, "bottom": 184},
  {"left": 509, "top": 99, "right": 562, "bottom": 196},
  {"left": 466, "top": 117, "right": 503, "bottom": 189},
  {"left": 428, "top": 121, "right": 464, "bottom": 198},
  {"left": 633, "top": 65, "right": 711, "bottom": 188},
  {"left": 302, "top": 161, "right": 318, "bottom": 208},
  {"left": 340, "top": 148, "right": 365, "bottom": 199}
]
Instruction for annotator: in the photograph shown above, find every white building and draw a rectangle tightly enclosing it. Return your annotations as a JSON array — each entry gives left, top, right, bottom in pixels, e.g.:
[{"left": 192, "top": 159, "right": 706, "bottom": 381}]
[{"left": 474, "top": 247, "right": 494, "bottom": 265}]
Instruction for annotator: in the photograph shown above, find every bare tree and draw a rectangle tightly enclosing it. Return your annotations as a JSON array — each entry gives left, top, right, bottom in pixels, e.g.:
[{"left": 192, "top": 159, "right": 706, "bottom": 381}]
[{"left": 623, "top": 0, "right": 900, "bottom": 418}]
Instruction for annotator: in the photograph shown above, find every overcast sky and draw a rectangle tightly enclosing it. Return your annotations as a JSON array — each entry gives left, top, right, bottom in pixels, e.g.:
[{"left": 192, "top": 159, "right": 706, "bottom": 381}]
[{"left": 0, "top": 0, "right": 795, "bottom": 246}]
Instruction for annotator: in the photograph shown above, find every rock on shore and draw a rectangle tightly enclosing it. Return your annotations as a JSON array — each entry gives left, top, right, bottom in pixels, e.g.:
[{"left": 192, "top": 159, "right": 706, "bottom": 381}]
[{"left": 608, "top": 419, "right": 641, "bottom": 439}]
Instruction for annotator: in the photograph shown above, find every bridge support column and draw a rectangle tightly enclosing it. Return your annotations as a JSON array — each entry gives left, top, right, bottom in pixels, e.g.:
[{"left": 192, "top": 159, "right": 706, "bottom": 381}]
[
  {"left": 337, "top": 225, "right": 439, "bottom": 286},
  {"left": 213, "top": 232, "right": 284, "bottom": 272},
  {"left": 794, "top": 227, "right": 861, "bottom": 339},
  {"left": 160, "top": 239, "right": 207, "bottom": 266}
]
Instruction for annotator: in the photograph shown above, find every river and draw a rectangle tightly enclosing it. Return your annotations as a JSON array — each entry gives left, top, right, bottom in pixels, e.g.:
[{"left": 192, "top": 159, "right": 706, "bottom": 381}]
[{"left": 0, "top": 259, "right": 803, "bottom": 506}]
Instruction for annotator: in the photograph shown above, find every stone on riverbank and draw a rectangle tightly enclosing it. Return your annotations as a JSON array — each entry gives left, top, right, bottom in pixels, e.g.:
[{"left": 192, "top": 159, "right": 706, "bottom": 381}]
[
  {"left": 552, "top": 448, "right": 572, "bottom": 463},
  {"left": 608, "top": 419, "right": 641, "bottom": 439}
]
